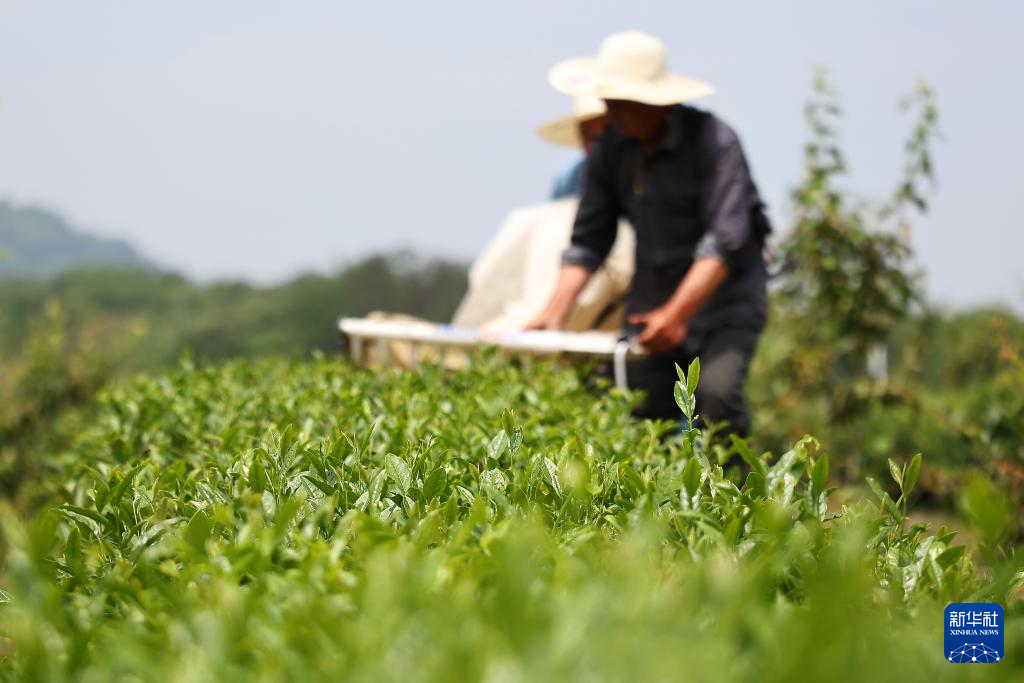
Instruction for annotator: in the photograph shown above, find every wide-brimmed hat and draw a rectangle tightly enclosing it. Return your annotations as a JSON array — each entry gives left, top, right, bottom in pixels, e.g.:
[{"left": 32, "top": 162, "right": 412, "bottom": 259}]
[
  {"left": 536, "top": 95, "right": 606, "bottom": 148},
  {"left": 549, "top": 30, "right": 714, "bottom": 106}
]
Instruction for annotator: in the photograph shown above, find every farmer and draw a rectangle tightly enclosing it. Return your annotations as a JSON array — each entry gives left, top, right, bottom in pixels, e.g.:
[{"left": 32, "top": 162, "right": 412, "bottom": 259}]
[{"left": 526, "top": 31, "right": 771, "bottom": 436}]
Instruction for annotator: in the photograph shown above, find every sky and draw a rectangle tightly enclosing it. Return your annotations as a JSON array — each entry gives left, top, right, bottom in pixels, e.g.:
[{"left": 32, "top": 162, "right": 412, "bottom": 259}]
[{"left": 1, "top": 1, "right": 1022, "bottom": 311}]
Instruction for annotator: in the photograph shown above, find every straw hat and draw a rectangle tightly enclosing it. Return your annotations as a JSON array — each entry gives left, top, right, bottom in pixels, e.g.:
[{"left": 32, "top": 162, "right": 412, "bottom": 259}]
[
  {"left": 536, "top": 95, "right": 606, "bottom": 148},
  {"left": 549, "top": 30, "right": 714, "bottom": 106}
]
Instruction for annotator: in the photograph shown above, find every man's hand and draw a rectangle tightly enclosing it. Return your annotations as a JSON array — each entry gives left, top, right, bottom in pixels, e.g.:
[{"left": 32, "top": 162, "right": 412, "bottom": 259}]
[
  {"left": 523, "top": 310, "right": 561, "bottom": 331},
  {"left": 628, "top": 306, "right": 688, "bottom": 353},
  {"left": 522, "top": 264, "right": 593, "bottom": 332},
  {"left": 629, "top": 256, "right": 727, "bottom": 352}
]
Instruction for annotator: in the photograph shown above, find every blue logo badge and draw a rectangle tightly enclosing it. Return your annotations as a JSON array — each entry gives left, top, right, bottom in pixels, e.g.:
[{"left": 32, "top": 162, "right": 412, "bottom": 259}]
[{"left": 945, "top": 603, "right": 1003, "bottom": 663}]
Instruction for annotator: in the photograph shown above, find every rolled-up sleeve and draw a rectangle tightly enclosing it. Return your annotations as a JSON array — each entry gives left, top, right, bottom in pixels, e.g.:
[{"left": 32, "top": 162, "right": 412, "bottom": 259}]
[
  {"left": 561, "top": 150, "right": 619, "bottom": 272},
  {"left": 693, "top": 125, "right": 760, "bottom": 268}
]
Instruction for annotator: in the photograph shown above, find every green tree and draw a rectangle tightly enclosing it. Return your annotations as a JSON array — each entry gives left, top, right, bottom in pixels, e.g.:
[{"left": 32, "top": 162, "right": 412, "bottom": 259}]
[{"left": 751, "top": 72, "right": 940, "bottom": 479}]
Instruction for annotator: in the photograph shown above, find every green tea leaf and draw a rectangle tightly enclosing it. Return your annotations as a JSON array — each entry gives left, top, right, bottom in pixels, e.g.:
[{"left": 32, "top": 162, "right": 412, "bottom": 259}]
[
  {"left": 248, "top": 455, "right": 269, "bottom": 493},
  {"left": 280, "top": 423, "right": 296, "bottom": 457},
  {"left": 487, "top": 430, "right": 509, "bottom": 463},
  {"left": 421, "top": 468, "right": 447, "bottom": 503},
  {"left": 888, "top": 458, "right": 903, "bottom": 489},
  {"left": 686, "top": 357, "right": 701, "bottom": 397},
  {"left": 674, "top": 382, "right": 687, "bottom": 412},
  {"left": 386, "top": 454, "right": 412, "bottom": 494},
  {"left": 64, "top": 525, "right": 82, "bottom": 560},
  {"left": 93, "top": 482, "right": 110, "bottom": 514},
  {"left": 743, "top": 471, "right": 767, "bottom": 498},
  {"left": 367, "top": 469, "right": 387, "bottom": 508},
  {"left": 903, "top": 453, "right": 921, "bottom": 498},
  {"left": 730, "top": 434, "right": 764, "bottom": 475},
  {"left": 681, "top": 457, "right": 701, "bottom": 498},
  {"left": 543, "top": 457, "right": 562, "bottom": 497},
  {"left": 303, "top": 475, "right": 335, "bottom": 496},
  {"left": 509, "top": 428, "right": 523, "bottom": 456},
  {"left": 935, "top": 545, "right": 966, "bottom": 569},
  {"left": 865, "top": 476, "right": 887, "bottom": 503},
  {"left": 108, "top": 463, "right": 144, "bottom": 510},
  {"left": 619, "top": 464, "right": 645, "bottom": 500},
  {"left": 500, "top": 408, "right": 515, "bottom": 438},
  {"left": 811, "top": 455, "right": 829, "bottom": 493},
  {"left": 480, "top": 468, "right": 507, "bottom": 492},
  {"left": 184, "top": 510, "right": 212, "bottom": 553}
]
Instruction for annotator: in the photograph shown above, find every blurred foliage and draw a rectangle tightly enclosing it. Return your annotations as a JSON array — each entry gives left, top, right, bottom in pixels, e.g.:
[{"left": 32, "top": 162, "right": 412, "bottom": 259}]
[
  {"left": 960, "top": 333, "right": 1024, "bottom": 503},
  {"left": 776, "top": 72, "right": 928, "bottom": 353},
  {"left": 0, "top": 252, "right": 466, "bottom": 511},
  {"left": 0, "top": 354, "right": 1020, "bottom": 680},
  {"left": 751, "top": 307, "right": 1024, "bottom": 506},
  {"left": 748, "top": 73, "right": 1024, "bottom": 512},
  {"left": 0, "top": 302, "right": 141, "bottom": 511},
  {"left": 0, "top": 251, "right": 466, "bottom": 368}
]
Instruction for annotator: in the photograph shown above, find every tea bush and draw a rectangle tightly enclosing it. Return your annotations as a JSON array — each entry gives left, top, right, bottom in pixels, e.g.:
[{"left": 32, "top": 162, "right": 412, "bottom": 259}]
[{"left": 1, "top": 355, "right": 1021, "bottom": 681}]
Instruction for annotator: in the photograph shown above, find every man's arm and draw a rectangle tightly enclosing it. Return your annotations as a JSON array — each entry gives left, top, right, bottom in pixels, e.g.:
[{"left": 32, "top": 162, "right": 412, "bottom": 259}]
[
  {"left": 524, "top": 264, "right": 593, "bottom": 330},
  {"left": 628, "top": 257, "right": 729, "bottom": 351},
  {"left": 525, "top": 143, "right": 619, "bottom": 330}
]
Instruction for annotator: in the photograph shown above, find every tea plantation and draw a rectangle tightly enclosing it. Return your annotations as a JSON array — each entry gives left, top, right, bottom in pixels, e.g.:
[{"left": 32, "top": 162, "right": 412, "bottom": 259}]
[{"left": 1, "top": 355, "right": 1020, "bottom": 681}]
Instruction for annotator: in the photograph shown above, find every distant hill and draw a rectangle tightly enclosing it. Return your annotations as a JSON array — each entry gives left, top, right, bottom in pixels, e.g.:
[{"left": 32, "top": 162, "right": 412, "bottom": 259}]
[
  {"left": 0, "top": 201, "right": 152, "bottom": 277},
  {"left": 0, "top": 251, "right": 468, "bottom": 366}
]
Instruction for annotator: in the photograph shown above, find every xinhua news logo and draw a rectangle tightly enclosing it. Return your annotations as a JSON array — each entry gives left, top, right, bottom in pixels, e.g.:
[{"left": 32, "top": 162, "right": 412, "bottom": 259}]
[{"left": 945, "top": 603, "right": 1003, "bottom": 663}]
